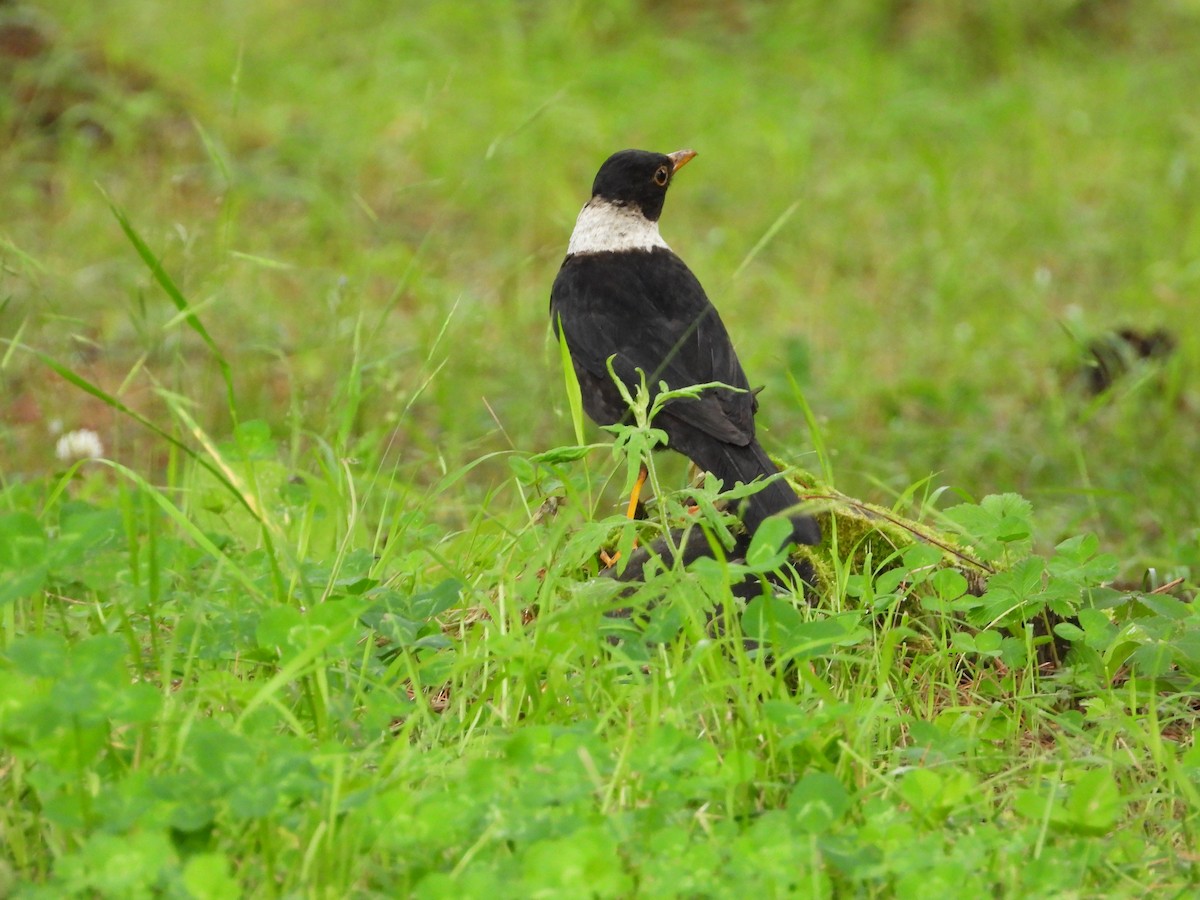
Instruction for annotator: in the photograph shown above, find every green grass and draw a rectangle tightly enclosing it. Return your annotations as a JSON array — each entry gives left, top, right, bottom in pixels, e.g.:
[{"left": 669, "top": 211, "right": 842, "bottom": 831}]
[{"left": 3, "top": 1, "right": 1200, "bottom": 895}]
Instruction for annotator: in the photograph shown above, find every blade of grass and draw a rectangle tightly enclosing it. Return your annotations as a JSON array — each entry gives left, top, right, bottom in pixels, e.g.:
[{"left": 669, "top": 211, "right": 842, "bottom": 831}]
[
  {"left": 28, "top": 347, "right": 258, "bottom": 517},
  {"left": 787, "top": 369, "right": 833, "bottom": 486},
  {"left": 94, "top": 459, "right": 270, "bottom": 602},
  {"left": 556, "top": 315, "right": 585, "bottom": 445},
  {"left": 731, "top": 199, "right": 800, "bottom": 280},
  {"left": 101, "top": 189, "right": 238, "bottom": 421}
]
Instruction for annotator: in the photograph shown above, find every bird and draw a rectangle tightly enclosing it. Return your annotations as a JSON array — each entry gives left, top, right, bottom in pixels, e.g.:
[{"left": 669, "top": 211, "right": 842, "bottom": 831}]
[{"left": 549, "top": 148, "right": 821, "bottom": 551}]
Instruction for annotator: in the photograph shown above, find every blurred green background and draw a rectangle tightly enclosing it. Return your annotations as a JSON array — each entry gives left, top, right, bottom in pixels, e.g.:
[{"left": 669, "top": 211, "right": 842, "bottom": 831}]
[{"left": 3, "top": 0, "right": 1198, "bottom": 572}]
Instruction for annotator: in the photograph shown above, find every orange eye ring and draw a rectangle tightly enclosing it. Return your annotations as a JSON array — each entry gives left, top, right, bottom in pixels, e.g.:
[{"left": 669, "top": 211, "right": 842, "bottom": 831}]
[{"left": 653, "top": 165, "right": 670, "bottom": 186}]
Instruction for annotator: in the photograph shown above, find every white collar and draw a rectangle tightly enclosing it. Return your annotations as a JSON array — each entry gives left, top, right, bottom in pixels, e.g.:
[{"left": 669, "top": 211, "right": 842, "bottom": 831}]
[{"left": 566, "top": 199, "right": 670, "bottom": 256}]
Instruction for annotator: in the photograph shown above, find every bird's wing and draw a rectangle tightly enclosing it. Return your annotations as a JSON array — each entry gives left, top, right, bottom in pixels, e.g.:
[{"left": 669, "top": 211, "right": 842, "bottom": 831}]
[{"left": 550, "top": 250, "right": 756, "bottom": 445}]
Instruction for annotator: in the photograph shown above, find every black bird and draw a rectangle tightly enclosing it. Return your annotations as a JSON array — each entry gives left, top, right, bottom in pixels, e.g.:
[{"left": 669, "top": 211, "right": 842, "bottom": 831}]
[{"left": 550, "top": 148, "right": 821, "bottom": 550}]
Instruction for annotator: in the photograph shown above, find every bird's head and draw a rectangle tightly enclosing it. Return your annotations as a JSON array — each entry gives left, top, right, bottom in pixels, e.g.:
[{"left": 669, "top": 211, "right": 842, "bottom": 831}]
[{"left": 589, "top": 148, "right": 697, "bottom": 222}]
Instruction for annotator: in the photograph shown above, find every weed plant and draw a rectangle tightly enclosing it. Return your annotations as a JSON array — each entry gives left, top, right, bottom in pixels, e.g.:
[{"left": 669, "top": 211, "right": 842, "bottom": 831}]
[{"left": 2, "top": 1, "right": 1199, "bottom": 895}]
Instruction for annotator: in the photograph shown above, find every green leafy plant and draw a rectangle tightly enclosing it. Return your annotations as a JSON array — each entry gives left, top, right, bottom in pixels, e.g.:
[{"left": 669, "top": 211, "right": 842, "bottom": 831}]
[{"left": 2, "top": 3, "right": 1199, "bottom": 896}]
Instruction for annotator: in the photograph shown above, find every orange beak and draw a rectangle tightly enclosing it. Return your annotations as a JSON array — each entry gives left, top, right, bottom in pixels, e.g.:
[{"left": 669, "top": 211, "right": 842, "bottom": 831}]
[{"left": 667, "top": 149, "right": 697, "bottom": 173}]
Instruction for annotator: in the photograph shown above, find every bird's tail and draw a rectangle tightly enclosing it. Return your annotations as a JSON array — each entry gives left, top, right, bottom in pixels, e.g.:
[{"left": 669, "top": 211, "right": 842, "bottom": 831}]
[{"left": 697, "top": 440, "right": 821, "bottom": 547}]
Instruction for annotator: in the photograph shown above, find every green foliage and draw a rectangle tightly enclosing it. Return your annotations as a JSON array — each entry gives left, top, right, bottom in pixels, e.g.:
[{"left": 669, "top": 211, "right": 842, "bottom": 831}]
[
  {"left": 943, "top": 493, "right": 1034, "bottom": 564},
  {"left": 2, "top": 0, "right": 1199, "bottom": 896},
  {"left": 4, "top": 425, "right": 1197, "bottom": 895},
  {"left": 0, "top": 512, "right": 47, "bottom": 605}
]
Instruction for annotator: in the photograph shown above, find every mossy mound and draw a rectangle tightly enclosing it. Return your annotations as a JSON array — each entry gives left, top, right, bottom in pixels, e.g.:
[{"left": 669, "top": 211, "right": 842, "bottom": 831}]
[{"left": 790, "top": 478, "right": 995, "bottom": 600}]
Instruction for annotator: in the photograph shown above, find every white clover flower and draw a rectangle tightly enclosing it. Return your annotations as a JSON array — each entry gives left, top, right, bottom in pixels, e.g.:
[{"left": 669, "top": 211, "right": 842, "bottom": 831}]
[{"left": 55, "top": 429, "right": 105, "bottom": 462}]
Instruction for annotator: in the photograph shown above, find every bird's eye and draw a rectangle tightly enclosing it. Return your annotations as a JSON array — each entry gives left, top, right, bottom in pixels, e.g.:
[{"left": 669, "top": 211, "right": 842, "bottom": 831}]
[{"left": 653, "top": 165, "right": 670, "bottom": 186}]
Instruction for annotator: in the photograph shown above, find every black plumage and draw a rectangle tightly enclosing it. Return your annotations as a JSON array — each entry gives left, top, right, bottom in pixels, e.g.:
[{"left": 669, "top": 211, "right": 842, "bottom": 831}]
[{"left": 550, "top": 149, "right": 820, "bottom": 548}]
